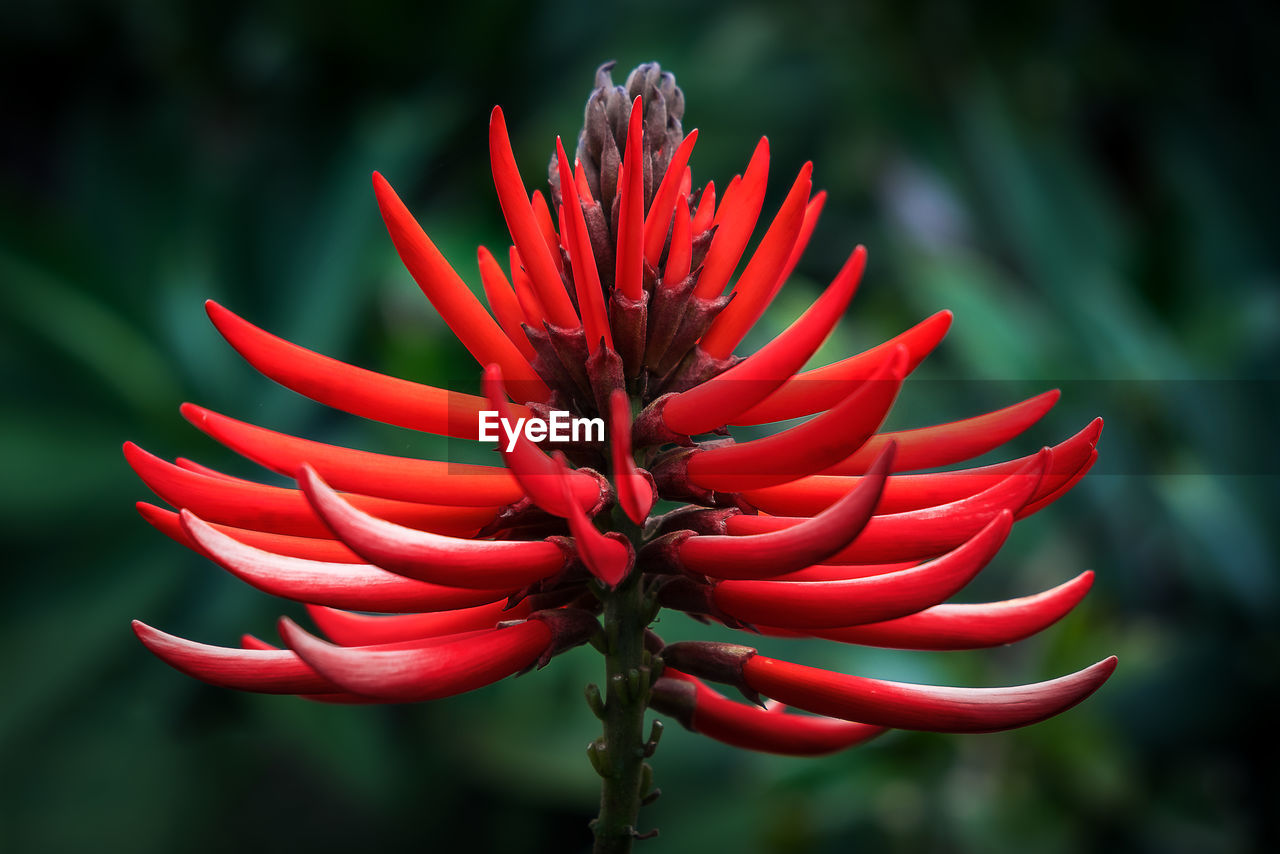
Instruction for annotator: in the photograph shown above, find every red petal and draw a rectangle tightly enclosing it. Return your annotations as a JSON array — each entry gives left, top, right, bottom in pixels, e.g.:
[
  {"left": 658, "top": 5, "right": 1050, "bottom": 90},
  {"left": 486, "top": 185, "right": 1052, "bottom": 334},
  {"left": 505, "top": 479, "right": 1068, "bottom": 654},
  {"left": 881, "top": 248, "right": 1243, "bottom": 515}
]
[
  {"left": 133, "top": 620, "right": 343, "bottom": 694},
  {"left": 733, "top": 311, "right": 952, "bottom": 425},
  {"left": 743, "top": 653, "right": 1117, "bottom": 733},
  {"left": 678, "top": 443, "right": 893, "bottom": 579},
  {"left": 609, "top": 390, "right": 655, "bottom": 525},
  {"left": 137, "top": 501, "right": 361, "bottom": 563},
  {"left": 728, "top": 450, "right": 1048, "bottom": 563},
  {"left": 663, "top": 195, "right": 693, "bottom": 286},
  {"left": 305, "top": 600, "right": 532, "bottom": 646},
  {"left": 181, "top": 403, "right": 521, "bottom": 507},
  {"left": 298, "top": 465, "right": 568, "bottom": 589},
  {"left": 694, "top": 138, "right": 770, "bottom": 298},
  {"left": 206, "top": 300, "right": 533, "bottom": 438},
  {"left": 772, "top": 191, "right": 826, "bottom": 294},
  {"left": 662, "top": 246, "right": 866, "bottom": 436},
  {"left": 686, "top": 347, "right": 907, "bottom": 492},
  {"left": 371, "top": 172, "right": 547, "bottom": 399},
  {"left": 552, "top": 454, "right": 632, "bottom": 587},
  {"left": 555, "top": 138, "right": 612, "bottom": 351},
  {"left": 798, "top": 571, "right": 1096, "bottom": 649},
  {"left": 126, "top": 442, "right": 494, "bottom": 539},
  {"left": 660, "top": 670, "right": 885, "bottom": 756},
  {"left": 643, "top": 129, "right": 700, "bottom": 266},
  {"left": 699, "top": 162, "right": 814, "bottom": 359},
  {"left": 743, "top": 418, "right": 1100, "bottom": 516},
  {"left": 279, "top": 616, "right": 550, "bottom": 702},
  {"left": 614, "top": 97, "right": 646, "bottom": 301},
  {"left": 488, "top": 107, "right": 579, "bottom": 328},
  {"left": 478, "top": 245, "right": 539, "bottom": 362},
  {"left": 822, "top": 390, "right": 1061, "bottom": 475},
  {"left": 691, "top": 180, "right": 716, "bottom": 234},
  {"left": 712, "top": 511, "right": 1012, "bottom": 628},
  {"left": 181, "top": 511, "right": 512, "bottom": 612},
  {"left": 529, "top": 189, "right": 564, "bottom": 276}
]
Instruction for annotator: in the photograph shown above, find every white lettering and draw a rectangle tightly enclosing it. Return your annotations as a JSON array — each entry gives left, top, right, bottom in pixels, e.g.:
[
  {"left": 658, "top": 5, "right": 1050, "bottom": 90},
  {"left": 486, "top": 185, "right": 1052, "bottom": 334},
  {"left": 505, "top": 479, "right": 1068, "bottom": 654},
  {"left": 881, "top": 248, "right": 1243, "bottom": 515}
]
[
  {"left": 478, "top": 410, "right": 604, "bottom": 449},
  {"left": 478, "top": 411, "right": 500, "bottom": 442},
  {"left": 501, "top": 417, "right": 525, "bottom": 453}
]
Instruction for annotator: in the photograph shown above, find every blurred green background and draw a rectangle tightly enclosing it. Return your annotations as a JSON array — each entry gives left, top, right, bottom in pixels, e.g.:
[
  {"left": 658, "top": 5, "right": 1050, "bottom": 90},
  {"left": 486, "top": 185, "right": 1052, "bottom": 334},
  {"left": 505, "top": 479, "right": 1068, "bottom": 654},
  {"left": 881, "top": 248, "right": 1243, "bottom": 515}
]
[{"left": 2, "top": 1, "right": 1276, "bottom": 851}]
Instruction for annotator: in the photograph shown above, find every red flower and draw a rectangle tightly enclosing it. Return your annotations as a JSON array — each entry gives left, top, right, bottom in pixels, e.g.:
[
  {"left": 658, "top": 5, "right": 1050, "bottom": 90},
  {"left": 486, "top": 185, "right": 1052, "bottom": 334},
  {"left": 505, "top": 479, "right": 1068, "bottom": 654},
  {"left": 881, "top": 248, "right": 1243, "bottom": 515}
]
[{"left": 129, "top": 62, "right": 1113, "bottom": 848}]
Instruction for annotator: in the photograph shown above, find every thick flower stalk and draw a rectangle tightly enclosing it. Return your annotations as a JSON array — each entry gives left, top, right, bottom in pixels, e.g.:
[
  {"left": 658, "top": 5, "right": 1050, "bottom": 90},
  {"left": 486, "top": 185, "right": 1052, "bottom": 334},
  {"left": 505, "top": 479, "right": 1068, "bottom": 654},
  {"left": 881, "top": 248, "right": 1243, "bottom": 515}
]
[{"left": 129, "top": 62, "right": 1114, "bottom": 852}]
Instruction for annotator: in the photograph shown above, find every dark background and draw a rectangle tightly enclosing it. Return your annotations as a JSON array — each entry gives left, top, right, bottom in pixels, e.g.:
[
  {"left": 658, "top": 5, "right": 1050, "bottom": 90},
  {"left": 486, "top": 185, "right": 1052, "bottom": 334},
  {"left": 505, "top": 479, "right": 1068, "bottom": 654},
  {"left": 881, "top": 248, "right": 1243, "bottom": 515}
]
[{"left": 1, "top": 1, "right": 1276, "bottom": 852}]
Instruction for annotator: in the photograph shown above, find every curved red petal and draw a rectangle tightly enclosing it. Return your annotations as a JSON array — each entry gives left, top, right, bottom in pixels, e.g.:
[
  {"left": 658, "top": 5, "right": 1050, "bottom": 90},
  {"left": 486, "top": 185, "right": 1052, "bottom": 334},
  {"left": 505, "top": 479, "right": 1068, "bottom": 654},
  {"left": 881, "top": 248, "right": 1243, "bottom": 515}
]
[
  {"left": 133, "top": 620, "right": 343, "bottom": 694},
  {"left": 822, "top": 390, "right": 1061, "bottom": 475},
  {"left": 181, "top": 511, "right": 512, "bottom": 613},
  {"left": 298, "top": 465, "right": 568, "bottom": 589},
  {"left": 796, "top": 571, "right": 1096, "bottom": 649},
  {"left": 478, "top": 245, "right": 539, "bottom": 362},
  {"left": 126, "top": 442, "right": 494, "bottom": 539},
  {"left": 743, "top": 653, "right": 1117, "bottom": 733},
  {"left": 488, "top": 107, "right": 579, "bottom": 328},
  {"left": 371, "top": 172, "right": 547, "bottom": 399},
  {"left": 699, "top": 162, "right": 814, "bottom": 359},
  {"left": 712, "top": 511, "right": 1013, "bottom": 628},
  {"left": 663, "top": 195, "right": 693, "bottom": 286},
  {"left": 686, "top": 347, "right": 907, "bottom": 492},
  {"left": 728, "top": 450, "right": 1048, "bottom": 563},
  {"left": 305, "top": 600, "right": 533, "bottom": 647},
  {"left": 694, "top": 138, "right": 770, "bottom": 298},
  {"left": 279, "top": 616, "right": 550, "bottom": 702},
  {"left": 691, "top": 180, "right": 716, "bottom": 234},
  {"left": 678, "top": 443, "right": 894, "bottom": 579},
  {"left": 555, "top": 138, "right": 612, "bottom": 350},
  {"left": 733, "top": 310, "right": 953, "bottom": 425},
  {"left": 181, "top": 403, "right": 520, "bottom": 507},
  {"left": 137, "top": 501, "right": 361, "bottom": 563},
  {"left": 206, "top": 300, "right": 532, "bottom": 438},
  {"left": 663, "top": 246, "right": 866, "bottom": 436},
  {"left": 614, "top": 97, "right": 646, "bottom": 301},
  {"left": 643, "top": 129, "right": 699, "bottom": 266},
  {"left": 609, "top": 390, "right": 655, "bottom": 525}
]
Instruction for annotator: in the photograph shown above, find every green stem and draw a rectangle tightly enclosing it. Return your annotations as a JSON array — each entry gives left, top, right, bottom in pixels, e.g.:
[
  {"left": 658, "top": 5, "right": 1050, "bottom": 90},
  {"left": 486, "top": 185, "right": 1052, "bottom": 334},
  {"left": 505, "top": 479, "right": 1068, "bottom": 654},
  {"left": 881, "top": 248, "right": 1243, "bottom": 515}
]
[{"left": 591, "top": 511, "right": 653, "bottom": 853}]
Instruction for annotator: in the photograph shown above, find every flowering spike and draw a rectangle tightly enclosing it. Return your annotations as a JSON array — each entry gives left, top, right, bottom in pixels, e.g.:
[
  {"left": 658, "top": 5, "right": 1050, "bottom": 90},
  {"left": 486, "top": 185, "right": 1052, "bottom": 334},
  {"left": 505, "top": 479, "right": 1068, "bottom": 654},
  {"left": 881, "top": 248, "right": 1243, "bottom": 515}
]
[
  {"left": 555, "top": 137, "right": 612, "bottom": 351},
  {"left": 609, "top": 390, "right": 656, "bottom": 525},
  {"left": 305, "top": 600, "right": 533, "bottom": 647},
  {"left": 615, "top": 97, "right": 646, "bottom": 301},
  {"left": 673, "top": 443, "right": 894, "bottom": 580},
  {"left": 822, "top": 390, "right": 1061, "bottom": 475},
  {"left": 661, "top": 245, "right": 866, "bottom": 436},
  {"left": 710, "top": 510, "right": 1013, "bottom": 629},
  {"left": 741, "top": 653, "right": 1118, "bottom": 733},
  {"left": 181, "top": 404, "right": 519, "bottom": 507},
  {"left": 478, "top": 246, "right": 539, "bottom": 362},
  {"left": 279, "top": 616, "right": 553, "bottom": 702},
  {"left": 650, "top": 670, "right": 885, "bottom": 756},
  {"left": 685, "top": 347, "right": 908, "bottom": 492},
  {"left": 744, "top": 418, "right": 1100, "bottom": 516},
  {"left": 125, "top": 442, "right": 493, "bottom": 539},
  {"left": 734, "top": 310, "right": 953, "bottom": 425},
  {"left": 694, "top": 138, "right": 770, "bottom": 298},
  {"left": 794, "top": 571, "right": 1096, "bottom": 650},
  {"left": 133, "top": 621, "right": 344, "bottom": 694},
  {"left": 180, "top": 510, "right": 512, "bottom": 612},
  {"left": 699, "top": 162, "right": 815, "bottom": 359},
  {"left": 488, "top": 107, "right": 580, "bottom": 328},
  {"left": 371, "top": 172, "right": 547, "bottom": 400},
  {"left": 137, "top": 501, "right": 361, "bottom": 564},
  {"left": 642, "top": 129, "right": 699, "bottom": 266},
  {"left": 728, "top": 450, "right": 1048, "bottom": 564},
  {"left": 480, "top": 364, "right": 607, "bottom": 517},
  {"left": 205, "top": 301, "right": 537, "bottom": 437},
  {"left": 298, "top": 465, "right": 570, "bottom": 589}
]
